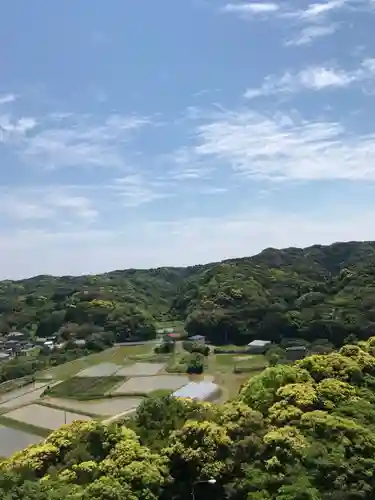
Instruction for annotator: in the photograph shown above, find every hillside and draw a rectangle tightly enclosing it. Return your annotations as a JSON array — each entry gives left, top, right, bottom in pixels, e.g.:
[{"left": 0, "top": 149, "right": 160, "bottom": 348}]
[
  {"left": 174, "top": 241, "right": 375, "bottom": 346},
  {"left": 1, "top": 241, "right": 375, "bottom": 347},
  {"left": 2, "top": 339, "right": 375, "bottom": 498}
]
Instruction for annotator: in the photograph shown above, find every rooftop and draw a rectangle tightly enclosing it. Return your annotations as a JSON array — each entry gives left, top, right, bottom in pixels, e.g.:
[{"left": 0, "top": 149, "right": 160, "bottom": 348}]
[
  {"left": 172, "top": 381, "right": 219, "bottom": 401},
  {"left": 247, "top": 340, "right": 271, "bottom": 347}
]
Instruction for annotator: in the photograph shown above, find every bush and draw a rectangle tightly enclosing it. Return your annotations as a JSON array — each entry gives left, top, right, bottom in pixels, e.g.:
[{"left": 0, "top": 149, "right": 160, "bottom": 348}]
[
  {"left": 186, "top": 353, "right": 204, "bottom": 374},
  {"left": 154, "top": 342, "right": 175, "bottom": 354},
  {"left": 183, "top": 341, "right": 210, "bottom": 356}
]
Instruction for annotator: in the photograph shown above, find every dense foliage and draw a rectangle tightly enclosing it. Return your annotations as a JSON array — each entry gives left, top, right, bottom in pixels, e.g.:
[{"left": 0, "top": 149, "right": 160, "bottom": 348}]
[
  {"left": 2, "top": 240, "right": 375, "bottom": 346},
  {"left": 178, "top": 241, "right": 375, "bottom": 346},
  {"left": 4, "top": 338, "right": 375, "bottom": 498}
]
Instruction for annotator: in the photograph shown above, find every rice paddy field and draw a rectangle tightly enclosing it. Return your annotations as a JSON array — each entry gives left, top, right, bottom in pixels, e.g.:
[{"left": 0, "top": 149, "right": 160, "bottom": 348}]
[
  {"left": 4, "top": 404, "right": 92, "bottom": 430},
  {"left": 46, "top": 376, "right": 124, "bottom": 399},
  {"left": 0, "top": 341, "right": 268, "bottom": 457},
  {"left": 42, "top": 396, "right": 143, "bottom": 417},
  {"left": 113, "top": 374, "right": 189, "bottom": 394},
  {"left": 0, "top": 425, "right": 43, "bottom": 457}
]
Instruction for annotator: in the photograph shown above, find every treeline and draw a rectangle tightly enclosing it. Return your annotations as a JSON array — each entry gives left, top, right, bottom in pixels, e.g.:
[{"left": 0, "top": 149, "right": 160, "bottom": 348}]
[
  {"left": 3, "top": 338, "right": 375, "bottom": 498},
  {"left": 2, "top": 241, "right": 375, "bottom": 347},
  {"left": 178, "top": 242, "right": 375, "bottom": 346}
]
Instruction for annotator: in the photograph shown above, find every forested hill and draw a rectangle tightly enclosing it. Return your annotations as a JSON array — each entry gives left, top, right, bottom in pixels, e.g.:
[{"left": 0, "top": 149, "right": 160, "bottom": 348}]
[{"left": 1, "top": 240, "right": 375, "bottom": 345}]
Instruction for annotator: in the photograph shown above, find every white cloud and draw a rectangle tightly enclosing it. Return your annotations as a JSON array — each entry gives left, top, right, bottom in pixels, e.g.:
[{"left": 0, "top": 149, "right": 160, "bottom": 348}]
[
  {"left": 221, "top": 0, "right": 375, "bottom": 45},
  {"left": 222, "top": 2, "right": 279, "bottom": 15},
  {"left": 192, "top": 109, "right": 375, "bottom": 181},
  {"left": 22, "top": 114, "right": 149, "bottom": 170},
  {"left": 1, "top": 207, "right": 375, "bottom": 278},
  {"left": 298, "top": 0, "right": 346, "bottom": 20},
  {"left": 1, "top": 110, "right": 149, "bottom": 169},
  {"left": 0, "top": 94, "right": 17, "bottom": 105},
  {"left": 244, "top": 60, "right": 375, "bottom": 98},
  {"left": 114, "top": 174, "right": 172, "bottom": 207},
  {"left": 286, "top": 23, "right": 339, "bottom": 46},
  {"left": 0, "top": 189, "right": 98, "bottom": 222},
  {"left": 0, "top": 115, "right": 37, "bottom": 142}
]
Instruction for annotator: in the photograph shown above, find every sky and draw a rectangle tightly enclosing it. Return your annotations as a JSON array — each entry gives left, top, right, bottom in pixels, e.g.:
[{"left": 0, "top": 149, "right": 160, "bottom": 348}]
[{"left": 1, "top": 0, "right": 375, "bottom": 279}]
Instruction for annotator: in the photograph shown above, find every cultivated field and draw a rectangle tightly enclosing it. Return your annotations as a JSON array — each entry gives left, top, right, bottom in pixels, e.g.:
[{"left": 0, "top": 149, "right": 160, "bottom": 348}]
[
  {"left": 0, "top": 341, "right": 268, "bottom": 457},
  {"left": 43, "top": 396, "right": 143, "bottom": 416},
  {"left": 77, "top": 362, "right": 122, "bottom": 377},
  {"left": 5, "top": 404, "right": 91, "bottom": 430},
  {"left": 0, "top": 382, "right": 47, "bottom": 405},
  {"left": 47, "top": 376, "right": 124, "bottom": 399},
  {"left": 113, "top": 374, "right": 189, "bottom": 394},
  {"left": 0, "top": 425, "right": 43, "bottom": 457},
  {"left": 116, "top": 362, "right": 165, "bottom": 376}
]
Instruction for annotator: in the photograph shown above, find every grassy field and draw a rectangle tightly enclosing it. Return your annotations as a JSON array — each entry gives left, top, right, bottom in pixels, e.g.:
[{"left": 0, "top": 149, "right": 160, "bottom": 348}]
[{"left": 44, "top": 376, "right": 125, "bottom": 400}]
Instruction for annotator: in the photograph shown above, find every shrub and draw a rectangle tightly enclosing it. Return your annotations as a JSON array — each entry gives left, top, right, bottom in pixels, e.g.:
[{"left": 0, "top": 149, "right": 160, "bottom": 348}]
[{"left": 186, "top": 353, "right": 204, "bottom": 374}]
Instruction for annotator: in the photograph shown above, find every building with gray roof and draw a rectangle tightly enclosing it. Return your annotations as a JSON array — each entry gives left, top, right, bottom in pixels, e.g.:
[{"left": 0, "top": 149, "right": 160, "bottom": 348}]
[{"left": 172, "top": 381, "right": 220, "bottom": 401}]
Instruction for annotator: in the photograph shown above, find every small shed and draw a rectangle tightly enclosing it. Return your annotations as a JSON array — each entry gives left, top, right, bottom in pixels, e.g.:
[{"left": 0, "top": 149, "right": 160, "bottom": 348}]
[
  {"left": 286, "top": 346, "right": 307, "bottom": 361},
  {"left": 247, "top": 340, "right": 272, "bottom": 354},
  {"left": 172, "top": 381, "right": 220, "bottom": 401},
  {"left": 188, "top": 335, "right": 206, "bottom": 342}
]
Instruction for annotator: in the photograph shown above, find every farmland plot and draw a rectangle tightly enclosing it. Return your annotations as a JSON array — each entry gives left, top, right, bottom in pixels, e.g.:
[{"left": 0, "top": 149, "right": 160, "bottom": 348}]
[
  {"left": 116, "top": 362, "right": 165, "bottom": 376},
  {"left": 77, "top": 363, "right": 122, "bottom": 377},
  {"left": 114, "top": 375, "right": 189, "bottom": 394},
  {"left": 44, "top": 397, "right": 143, "bottom": 416},
  {"left": 0, "top": 425, "right": 43, "bottom": 457},
  {"left": 5, "top": 404, "right": 91, "bottom": 430},
  {"left": 0, "top": 383, "right": 47, "bottom": 405},
  {"left": 46, "top": 376, "right": 124, "bottom": 399}
]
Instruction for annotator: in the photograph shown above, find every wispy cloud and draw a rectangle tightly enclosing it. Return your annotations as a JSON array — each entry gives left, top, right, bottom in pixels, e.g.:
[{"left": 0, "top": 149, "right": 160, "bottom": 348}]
[
  {"left": 114, "top": 174, "right": 172, "bottom": 207},
  {"left": 0, "top": 189, "right": 98, "bottom": 222},
  {"left": 286, "top": 23, "right": 339, "bottom": 46},
  {"left": 244, "top": 59, "right": 375, "bottom": 98},
  {"left": 222, "top": 2, "right": 279, "bottom": 15},
  {"left": 0, "top": 116, "right": 37, "bottom": 142},
  {"left": 0, "top": 94, "right": 17, "bottom": 105},
  {"left": 221, "top": 0, "right": 375, "bottom": 45},
  {"left": 22, "top": 114, "right": 149, "bottom": 170},
  {"left": 192, "top": 109, "right": 375, "bottom": 181},
  {"left": 1, "top": 108, "right": 150, "bottom": 169}
]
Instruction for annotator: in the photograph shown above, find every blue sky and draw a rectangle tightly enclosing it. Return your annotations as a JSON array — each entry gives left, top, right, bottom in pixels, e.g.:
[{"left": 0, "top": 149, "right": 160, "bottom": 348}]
[{"left": 1, "top": 0, "right": 375, "bottom": 278}]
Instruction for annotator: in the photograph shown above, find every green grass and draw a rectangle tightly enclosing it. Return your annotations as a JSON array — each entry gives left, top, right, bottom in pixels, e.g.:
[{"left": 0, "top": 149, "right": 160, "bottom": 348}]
[
  {"left": 43, "top": 376, "right": 125, "bottom": 400},
  {"left": 0, "top": 415, "right": 50, "bottom": 438}
]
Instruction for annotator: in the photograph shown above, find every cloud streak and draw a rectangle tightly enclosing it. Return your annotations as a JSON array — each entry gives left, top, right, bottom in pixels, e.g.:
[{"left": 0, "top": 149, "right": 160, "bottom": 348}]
[
  {"left": 244, "top": 59, "right": 375, "bottom": 98},
  {"left": 0, "top": 189, "right": 98, "bottom": 222},
  {"left": 192, "top": 109, "right": 375, "bottom": 182},
  {"left": 221, "top": 0, "right": 375, "bottom": 45},
  {"left": 222, "top": 3, "right": 279, "bottom": 15}
]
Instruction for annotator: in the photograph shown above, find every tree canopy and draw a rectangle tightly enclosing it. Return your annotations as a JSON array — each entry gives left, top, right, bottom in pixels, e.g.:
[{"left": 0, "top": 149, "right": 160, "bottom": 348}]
[{"left": 3, "top": 337, "right": 375, "bottom": 498}]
